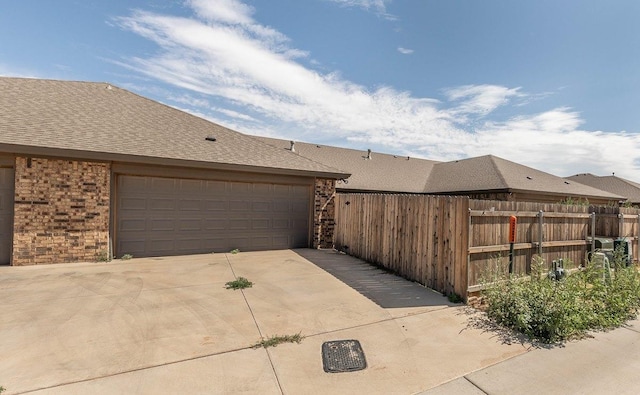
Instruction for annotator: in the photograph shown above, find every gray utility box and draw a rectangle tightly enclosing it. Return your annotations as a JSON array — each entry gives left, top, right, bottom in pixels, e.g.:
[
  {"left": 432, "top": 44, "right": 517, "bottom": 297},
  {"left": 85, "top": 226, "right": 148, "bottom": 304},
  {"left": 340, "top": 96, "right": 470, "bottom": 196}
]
[{"left": 590, "top": 237, "right": 633, "bottom": 267}]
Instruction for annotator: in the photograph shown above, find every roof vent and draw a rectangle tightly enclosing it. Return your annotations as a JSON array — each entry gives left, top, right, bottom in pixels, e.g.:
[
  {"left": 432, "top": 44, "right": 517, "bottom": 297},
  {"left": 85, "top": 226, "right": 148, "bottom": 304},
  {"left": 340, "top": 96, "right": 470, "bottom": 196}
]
[
  {"left": 205, "top": 136, "right": 217, "bottom": 142},
  {"left": 564, "top": 181, "right": 570, "bottom": 185},
  {"left": 290, "top": 140, "right": 296, "bottom": 152},
  {"left": 526, "top": 176, "right": 533, "bottom": 180},
  {"left": 366, "top": 149, "right": 372, "bottom": 160},
  {"left": 106, "top": 84, "right": 113, "bottom": 90}
]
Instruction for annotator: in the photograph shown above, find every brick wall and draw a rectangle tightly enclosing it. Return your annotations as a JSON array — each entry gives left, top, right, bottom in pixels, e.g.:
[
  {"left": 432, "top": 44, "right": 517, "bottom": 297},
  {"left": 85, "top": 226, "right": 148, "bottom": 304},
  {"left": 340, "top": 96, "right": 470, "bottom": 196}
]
[
  {"left": 313, "top": 178, "right": 336, "bottom": 249},
  {"left": 12, "top": 157, "right": 110, "bottom": 265}
]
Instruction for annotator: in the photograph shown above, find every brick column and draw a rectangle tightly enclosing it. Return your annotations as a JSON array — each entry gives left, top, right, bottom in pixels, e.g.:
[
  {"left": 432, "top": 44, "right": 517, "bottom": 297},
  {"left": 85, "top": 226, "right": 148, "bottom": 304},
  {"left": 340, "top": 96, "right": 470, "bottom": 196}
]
[
  {"left": 313, "top": 178, "right": 336, "bottom": 249},
  {"left": 12, "top": 157, "right": 110, "bottom": 265}
]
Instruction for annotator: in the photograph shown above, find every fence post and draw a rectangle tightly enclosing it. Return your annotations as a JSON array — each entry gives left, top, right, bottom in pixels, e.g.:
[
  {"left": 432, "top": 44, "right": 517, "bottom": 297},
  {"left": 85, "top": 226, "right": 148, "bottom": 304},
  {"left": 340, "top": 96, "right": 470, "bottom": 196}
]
[
  {"left": 537, "top": 210, "right": 544, "bottom": 256},
  {"left": 618, "top": 213, "right": 624, "bottom": 238},
  {"left": 590, "top": 212, "right": 596, "bottom": 257},
  {"left": 637, "top": 214, "right": 640, "bottom": 262},
  {"left": 467, "top": 208, "right": 472, "bottom": 296}
]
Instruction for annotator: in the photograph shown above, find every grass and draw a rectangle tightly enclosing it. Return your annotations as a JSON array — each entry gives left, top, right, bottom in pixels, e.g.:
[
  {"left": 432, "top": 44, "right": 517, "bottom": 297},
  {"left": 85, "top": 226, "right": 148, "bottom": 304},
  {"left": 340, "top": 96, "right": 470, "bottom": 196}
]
[
  {"left": 230, "top": 248, "right": 240, "bottom": 254},
  {"left": 225, "top": 277, "right": 253, "bottom": 290},
  {"left": 120, "top": 254, "right": 133, "bottom": 260},
  {"left": 251, "top": 333, "right": 304, "bottom": 349},
  {"left": 481, "top": 250, "right": 640, "bottom": 343}
]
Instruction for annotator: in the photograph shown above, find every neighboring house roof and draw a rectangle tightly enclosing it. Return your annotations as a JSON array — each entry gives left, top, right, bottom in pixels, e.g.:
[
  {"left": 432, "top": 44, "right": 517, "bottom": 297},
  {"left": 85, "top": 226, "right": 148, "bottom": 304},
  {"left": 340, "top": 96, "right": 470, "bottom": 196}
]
[
  {"left": 0, "top": 77, "right": 348, "bottom": 179},
  {"left": 258, "top": 137, "right": 624, "bottom": 201},
  {"left": 425, "top": 155, "right": 624, "bottom": 201},
  {"left": 566, "top": 173, "right": 640, "bottom": 203},
  {"left": 257, "top": 137, "right": 439, "bottom": 193}
]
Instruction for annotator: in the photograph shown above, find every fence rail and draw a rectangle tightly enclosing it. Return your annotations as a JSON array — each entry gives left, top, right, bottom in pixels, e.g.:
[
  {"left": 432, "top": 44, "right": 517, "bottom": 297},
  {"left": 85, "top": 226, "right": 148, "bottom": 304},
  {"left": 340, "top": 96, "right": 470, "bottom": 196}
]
[{"left": 334, "top": 194, "right": 640, "bottom": 301}]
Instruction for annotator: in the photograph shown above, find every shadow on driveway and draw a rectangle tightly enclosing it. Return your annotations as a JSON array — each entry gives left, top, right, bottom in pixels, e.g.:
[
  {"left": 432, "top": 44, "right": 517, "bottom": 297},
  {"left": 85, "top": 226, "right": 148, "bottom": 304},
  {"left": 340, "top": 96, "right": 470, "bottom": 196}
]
[{"left": 293, "top": 249, "right": 456, "bottom": 309}]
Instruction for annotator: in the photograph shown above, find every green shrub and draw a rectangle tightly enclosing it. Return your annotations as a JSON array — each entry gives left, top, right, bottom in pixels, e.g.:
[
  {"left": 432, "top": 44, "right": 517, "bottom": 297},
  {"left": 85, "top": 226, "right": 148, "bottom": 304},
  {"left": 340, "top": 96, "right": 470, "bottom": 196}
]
[{"left": 481, "top": 252, "right": 640, "bottom": 343}]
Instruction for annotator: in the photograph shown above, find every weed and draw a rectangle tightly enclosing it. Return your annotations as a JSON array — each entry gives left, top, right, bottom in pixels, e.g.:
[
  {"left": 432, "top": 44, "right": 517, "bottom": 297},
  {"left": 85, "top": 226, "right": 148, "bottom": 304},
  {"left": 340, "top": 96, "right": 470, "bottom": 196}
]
[
  {"left": 95, "top": 250, "right": 111, "bottom": 262},
  {"left": 0, "top": 386, "right": 5, "bottom": 394},
  {"left": 481, "top": 250, "right": 640, "bottom": 343},
  {"left": 447, "top": 292, "right": 463, "bottom": 303},
  {"left": 120, "top": 254, "right": 133, "bottom": 260},
  {"left": 225, "top": 277, "right": 253, "bottom": 290},
  {"left": 230, "top": 248, "right": 240, "bottom": 254},
  {"left": 252, "top": 333, "right": 304, "bottom": 349}
]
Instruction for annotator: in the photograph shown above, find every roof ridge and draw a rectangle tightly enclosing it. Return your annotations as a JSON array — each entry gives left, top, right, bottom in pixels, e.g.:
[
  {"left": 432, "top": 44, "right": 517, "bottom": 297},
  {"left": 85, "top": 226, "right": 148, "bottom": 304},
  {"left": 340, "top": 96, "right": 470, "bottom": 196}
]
[
  {"left": 487, "top": 155, "right": 509, "bottom": 188},
  {"left": 245, "top": 135, "right": 350, "bottom": 176}
]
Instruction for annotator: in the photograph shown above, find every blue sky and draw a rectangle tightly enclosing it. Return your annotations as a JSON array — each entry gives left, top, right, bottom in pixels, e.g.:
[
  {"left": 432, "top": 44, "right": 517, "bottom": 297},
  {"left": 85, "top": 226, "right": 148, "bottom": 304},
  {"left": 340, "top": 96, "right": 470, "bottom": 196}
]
[{"left": 2, "top": 0, "right": 640, "bottom": 179}]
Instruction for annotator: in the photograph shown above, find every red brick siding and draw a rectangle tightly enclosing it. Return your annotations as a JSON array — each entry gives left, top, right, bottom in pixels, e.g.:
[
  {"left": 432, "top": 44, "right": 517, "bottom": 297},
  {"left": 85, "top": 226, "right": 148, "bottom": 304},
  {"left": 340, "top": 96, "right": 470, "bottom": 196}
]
[
  {"left": 313, "top": 178, "right": 336, "bottom": 249},
  {"left": 12, "top": 157, "right": 110, "bottom": 265}
]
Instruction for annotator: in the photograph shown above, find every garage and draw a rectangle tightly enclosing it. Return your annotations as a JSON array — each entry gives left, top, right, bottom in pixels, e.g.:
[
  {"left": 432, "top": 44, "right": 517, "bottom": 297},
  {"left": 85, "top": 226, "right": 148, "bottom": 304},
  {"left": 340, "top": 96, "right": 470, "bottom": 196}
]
[
  {"left": 0, "top": 167, "right": 14, "bottom": 265},
  {"left": 115, "top": 175, "right": 311, "bottom": 257}
]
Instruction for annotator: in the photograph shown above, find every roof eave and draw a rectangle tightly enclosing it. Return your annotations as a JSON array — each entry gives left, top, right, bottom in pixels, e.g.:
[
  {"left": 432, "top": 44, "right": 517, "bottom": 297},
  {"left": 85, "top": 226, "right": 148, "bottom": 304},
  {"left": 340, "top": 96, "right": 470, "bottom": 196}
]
[{"left": 0, "top": 143, "right": 351, "bottom": 179}]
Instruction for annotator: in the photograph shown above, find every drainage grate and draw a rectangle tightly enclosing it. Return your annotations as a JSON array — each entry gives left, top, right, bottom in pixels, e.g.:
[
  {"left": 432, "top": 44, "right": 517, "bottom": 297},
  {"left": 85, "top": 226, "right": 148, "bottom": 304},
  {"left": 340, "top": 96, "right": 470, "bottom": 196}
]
[{"left": 322, "top": 340, "right": 367, "bottom": 373}]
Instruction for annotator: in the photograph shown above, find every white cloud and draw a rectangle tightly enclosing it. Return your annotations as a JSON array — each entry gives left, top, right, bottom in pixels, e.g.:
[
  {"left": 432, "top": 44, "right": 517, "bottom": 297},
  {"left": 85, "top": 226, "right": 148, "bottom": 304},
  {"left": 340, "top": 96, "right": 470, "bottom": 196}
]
[
  {"left": 114, "top": 1, "right": 640, "bottom": 180},
  {"left": 326, "top": 0, "right": 396, "bottom": 20},
  {"left": 327, "top": 0, "right": 389, "bottom": 14},
  {"left": 444, "top": 84, "right": 524, "bottom": 117},
  {"left": 397, "top": 47, "right": 413, "bottom": 55}
]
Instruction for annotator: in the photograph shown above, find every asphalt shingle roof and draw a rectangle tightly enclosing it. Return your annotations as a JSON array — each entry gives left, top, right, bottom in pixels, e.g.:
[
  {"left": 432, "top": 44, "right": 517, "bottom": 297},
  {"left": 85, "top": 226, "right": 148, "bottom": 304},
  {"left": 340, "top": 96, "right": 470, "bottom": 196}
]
[
  {"left": 257, "top": 137, "right": 439, "bottom": 193},
  {"left": 257, "top": 137, "right": 623, "bottom": 201},
  {"left": 0, "top": 77, "right": 348, "bottom": 178},
  {"left": 425, "top": 155, "right": 623, "bottom": 200},
  {"left": 567, "top": 173, "right": 640, "bottom": 203}
]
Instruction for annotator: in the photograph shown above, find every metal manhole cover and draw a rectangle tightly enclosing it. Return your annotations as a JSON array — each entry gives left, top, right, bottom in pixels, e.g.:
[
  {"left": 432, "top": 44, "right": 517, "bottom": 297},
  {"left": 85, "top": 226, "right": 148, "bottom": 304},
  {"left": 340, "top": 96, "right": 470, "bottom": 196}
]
[{"left": 322, "top": 340, "right": 367, "bottom": 373}]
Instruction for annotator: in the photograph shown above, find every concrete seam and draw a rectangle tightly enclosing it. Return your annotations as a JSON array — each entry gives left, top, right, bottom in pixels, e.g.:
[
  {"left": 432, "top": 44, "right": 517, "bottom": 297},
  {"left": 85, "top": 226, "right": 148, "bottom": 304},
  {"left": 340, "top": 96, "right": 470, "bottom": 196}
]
[
  {"left": 14, "top": 346, "right": 254, "bottom": 394},
  {"left": 225, "top": 253, "right": 285, "bottom": 395},
  {"left": 463, "top": 376, "right": 490, "bottom": 394}
]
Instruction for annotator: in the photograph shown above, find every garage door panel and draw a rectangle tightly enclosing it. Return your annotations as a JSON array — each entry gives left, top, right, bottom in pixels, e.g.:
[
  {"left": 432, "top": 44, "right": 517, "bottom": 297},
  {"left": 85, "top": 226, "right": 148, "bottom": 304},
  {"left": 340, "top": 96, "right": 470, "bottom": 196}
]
[
  {"left": 178, "top": 219, "right": 202, "bottom": 231},
  {"left": 252, "top": 183, "right": 271, "bottom": 194},
  {"left": 1, "top": 168, "right": 14, "bottom": 265},
  {"left": 151, "top": 177, "right": 176, "bottom": 190},
  {"left": 178, "top": 199, "right": 203, "bottom": 211},
  {"left": 229, "top": 183, "right": 251, "bottom": 194},
  {"left": 119, "top": 219, "right": 146, "bottom": 232},
  {"left": 252, "top": 219, "right": 269, "bottom": 229},
  {"left": 120, "top": 197, "right": 147, "bottom": 210},
  {"left": 229, "top": 219, "right": 250, "bottom": 230},
  {"left": 252, "top": 201, "right": 270, "bottom": 211},
  {"left": 117, "top": 175, "right": 310, "bottom": 257},
  {"left": 273, "top": 219, "right": 290, "bottom": 229},
  {"left": 205, "top": 200, "right": 227, "bottom": 211},
  {"left": 229, "top": 200, "right": 250, "bottom": 211},
  {"left": 203, "top": 219, "right": 227, "bottom": 230},
  {"left": 149, "top": 219, "right": 176, "bottom": 231}
]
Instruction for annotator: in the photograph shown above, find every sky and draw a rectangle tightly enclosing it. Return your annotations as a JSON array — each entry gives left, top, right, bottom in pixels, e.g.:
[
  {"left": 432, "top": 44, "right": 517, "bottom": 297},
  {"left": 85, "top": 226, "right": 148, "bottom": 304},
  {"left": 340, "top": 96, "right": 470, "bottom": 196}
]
[{"left": 1, "top": 0, "right": 640, "bottom": 180}]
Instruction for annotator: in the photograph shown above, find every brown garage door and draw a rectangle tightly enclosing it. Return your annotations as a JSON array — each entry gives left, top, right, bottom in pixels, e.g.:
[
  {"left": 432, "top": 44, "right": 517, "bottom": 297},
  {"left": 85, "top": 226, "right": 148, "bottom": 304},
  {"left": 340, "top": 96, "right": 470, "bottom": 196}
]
[
  {"left": 0, "top": 168, "right": 14, "bottom": 265},
  {"left": 116, "top": 175, "right": 311, "bottom": 257}
]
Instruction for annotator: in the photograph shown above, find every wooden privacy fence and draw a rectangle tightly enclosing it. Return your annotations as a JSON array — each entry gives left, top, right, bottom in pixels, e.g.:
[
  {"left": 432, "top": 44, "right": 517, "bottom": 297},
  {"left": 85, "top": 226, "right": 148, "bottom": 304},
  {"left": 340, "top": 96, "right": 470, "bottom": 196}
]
[
  {"left": 334, "top": 194, "right": 469, "bottom": 298},
  {"left": 334, "top": 194, "right": 640, "bottom": 300}
]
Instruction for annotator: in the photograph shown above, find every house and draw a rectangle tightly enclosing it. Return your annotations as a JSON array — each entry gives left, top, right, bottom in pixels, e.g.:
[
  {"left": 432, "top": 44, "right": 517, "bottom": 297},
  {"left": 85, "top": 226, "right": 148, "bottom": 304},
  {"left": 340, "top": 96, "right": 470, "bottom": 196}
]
[
  {"left": 566, "top": 173, "right": 640, "bottom": 206},
  {"left": 0, "top": 77, "right": 349, "bottom": 265},
  {"left": 258, "top": 138, "right": 623, "bottom": 205}
]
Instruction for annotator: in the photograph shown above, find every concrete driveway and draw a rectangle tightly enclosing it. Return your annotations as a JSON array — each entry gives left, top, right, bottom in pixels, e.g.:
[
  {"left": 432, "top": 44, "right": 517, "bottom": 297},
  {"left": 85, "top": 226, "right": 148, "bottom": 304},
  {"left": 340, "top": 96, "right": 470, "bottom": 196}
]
[{"left": 1, "top": 249, "right": 529, "bottom": 394}]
